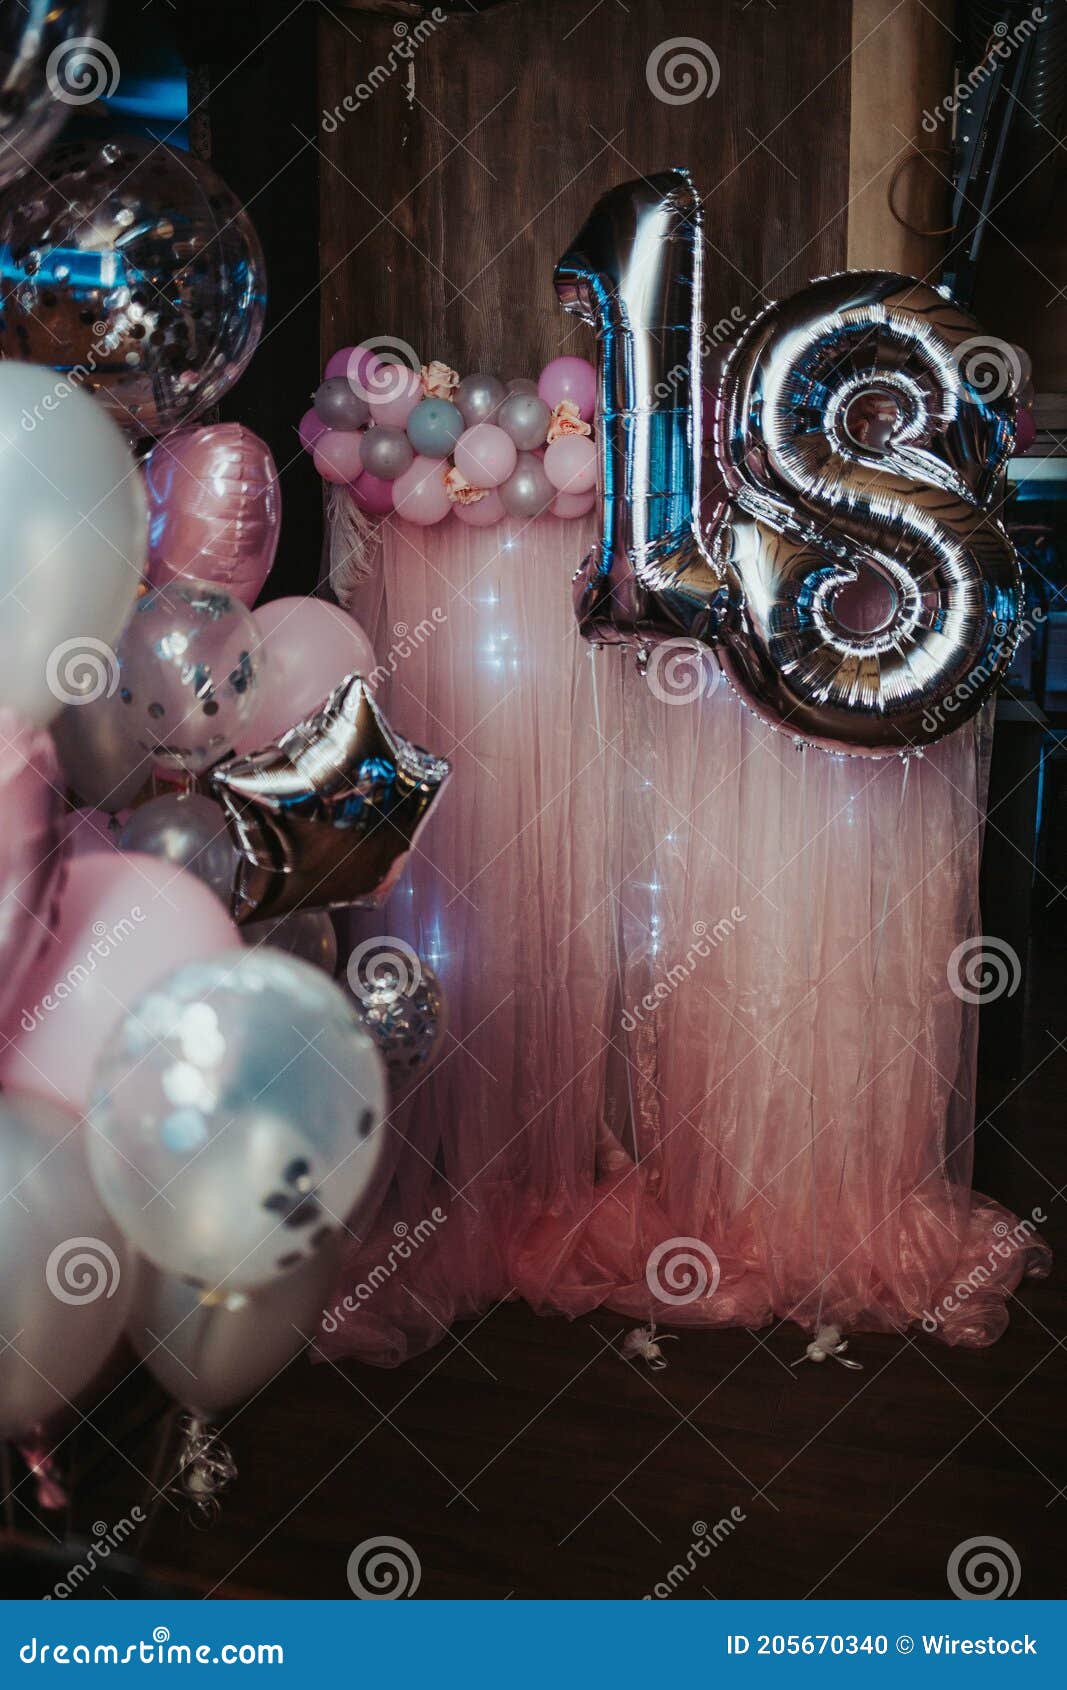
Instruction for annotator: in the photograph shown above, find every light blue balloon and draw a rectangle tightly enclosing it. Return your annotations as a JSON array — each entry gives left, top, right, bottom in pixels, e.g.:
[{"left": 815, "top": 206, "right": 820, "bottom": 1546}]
[{"left": 406, "top": 398, "right": 464, "bottom": 458}]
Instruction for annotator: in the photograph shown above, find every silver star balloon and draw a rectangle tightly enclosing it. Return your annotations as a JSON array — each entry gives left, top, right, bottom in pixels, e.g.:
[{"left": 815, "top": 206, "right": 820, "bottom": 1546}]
[{"left": 212, "top": 675, "right": 451, "bottom": 923}]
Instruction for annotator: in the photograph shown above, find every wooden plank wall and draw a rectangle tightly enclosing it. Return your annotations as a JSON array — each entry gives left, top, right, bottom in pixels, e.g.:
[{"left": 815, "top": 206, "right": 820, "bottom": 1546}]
[{"left": 316, "top": 1, "right": 857, "bottom": 379}]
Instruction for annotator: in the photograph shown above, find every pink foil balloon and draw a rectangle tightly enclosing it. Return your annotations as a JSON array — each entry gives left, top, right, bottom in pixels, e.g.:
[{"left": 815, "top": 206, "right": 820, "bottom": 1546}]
[
  {"left": 314, "top": 430, "right": 364, "bottom": 484},
  {"left": 537, "top": 356, "right": 597, "bottom": 421},
  {"left": 454, "top": 424, "right": 517, "bottom": 489},
  {"left": 454, "top": 489, "right": 506, "bottom": 527},
  {"left": 238, "top": 597, "right": 378, "bottom": 747},
  {"left": 367, "top": 365, "right": 423, "bottom": 430},
  {"left": 299, "top": 408, "right": 326, "bottom": 453},
  {"left": 552, "top": 489, "right": 596, "bottom": 519},
  {"left": 0, "top": 850, "right": 240, "bottom": 1112},
  {"left": 1014, "top": 402, "right": 1037, "bottom": 453},
  {"left": 392, "top": 455, "right": 453, "bottom": 525},
  {"left": 145, "top": 424, "right": 281, "bottom": 609},
  {"left": 351, "top": 471, "right": 396, "bottom": 516},
  {"left": 544, "top": 433, "right": 597, "bottom": 493},
  {"left": 0, "top": 711, "right": 66, "bottom": 1042}
]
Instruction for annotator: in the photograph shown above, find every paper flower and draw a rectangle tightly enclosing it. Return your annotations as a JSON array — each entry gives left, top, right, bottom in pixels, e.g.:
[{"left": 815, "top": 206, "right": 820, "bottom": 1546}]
[
  {"left": 444, "top": 465, "right": 488, "bottom": 505},
  {"left": 421, "top": 360, "right": 460, "bottom": 400},
  {"left": 547, "top": 399, "right": 592, "bottom": 442}
]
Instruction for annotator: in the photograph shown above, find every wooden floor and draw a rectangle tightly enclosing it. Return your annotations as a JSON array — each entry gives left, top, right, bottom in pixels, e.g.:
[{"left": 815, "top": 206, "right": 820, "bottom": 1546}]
[{"left": 7, "top": 940, "right": 1063, "bottom": 1602}]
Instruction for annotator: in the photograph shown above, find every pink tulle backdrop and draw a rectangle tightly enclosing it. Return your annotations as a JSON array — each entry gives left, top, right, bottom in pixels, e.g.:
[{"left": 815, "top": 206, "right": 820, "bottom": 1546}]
[{"left": 322, "top": 513, "right": 1050, "bottom": 1367}]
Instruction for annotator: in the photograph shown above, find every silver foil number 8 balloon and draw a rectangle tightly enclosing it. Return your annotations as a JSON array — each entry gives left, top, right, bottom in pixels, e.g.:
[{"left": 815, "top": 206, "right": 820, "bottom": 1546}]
[{"left": 555, "top": 169, "right": 1022, "bottom": 756}]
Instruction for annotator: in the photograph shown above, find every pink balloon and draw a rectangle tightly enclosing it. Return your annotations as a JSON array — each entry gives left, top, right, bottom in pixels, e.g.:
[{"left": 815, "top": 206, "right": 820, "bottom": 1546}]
[
  {"left": 551, "top": 489, "right": 596, "bottom": 519},
  {"left": 367, "top": 365, "right": 423, "bottom": 430},
  {"left": 392, "top": 455, "right": 452, "bottom": 526},
  {"left": 324, "top": 345, "right": 359, "bottom": 381},
  {"left": 538, "top": 356, "right": 597, "bottom": 422},
  {"left": 0, "top": 850, "right": 240, "bottom": 1112},
  {"left": 238, "top": 597, "right": 377, "bottom": 747},
  {"left": 1014, "top": 402, "right": 1037, "bottom": 453},
  {"left": 453, "top": 489, "right": 506, "bottom": 527},
  {"left": 350, "top": 471, "right": 396, "bottom": 516},
  {"left": 0, "top": 711, "right": 66, "bottom": 1043},
  {"left": 144, "top": 424, "right": 281, "bottom": 609},
  {"left": 454, "top": 424, "right": 517, "bottom": 489},
  {"left": 65, "top": 808, "right": 125, "bottom": 856},
  {"left": 299, "top": 408, "right": 326, "bottom": 453},
  {"left": 313, "top": 430, "right": 364, "bottom": 484},
  {"left": 544, "top": 433, "right": 597, "bottom": 493}
]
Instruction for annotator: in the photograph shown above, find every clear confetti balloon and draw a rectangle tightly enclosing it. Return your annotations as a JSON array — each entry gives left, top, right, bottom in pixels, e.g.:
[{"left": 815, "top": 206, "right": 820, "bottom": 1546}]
[
  {"left": 0, "top": 136, "right": 265, "bottom": 438},
  {"left": 88, "top": 949, "right": 388, "bottom": 1290},
  {"left": 347, "top": 941, "right": 446, "bottom": 1085},
  {"left": 116, "top": 580, "right": 259, "bottom": 774}
]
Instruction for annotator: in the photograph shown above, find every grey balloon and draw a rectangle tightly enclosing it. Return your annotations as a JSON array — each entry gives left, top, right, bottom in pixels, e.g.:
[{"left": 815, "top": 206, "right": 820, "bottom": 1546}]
[
  {"left": 405, "top": 398, "right": 463, "bottom": 458},
  {"left": 454, "top": 372, "right": 506, "bottom": 428},
  {"left": 359, "top": 425, "right": 414, "bottom": 482},
  {"left": 52, "top": 690, "right": 154, "bottom": 813},
  {"left": 243, "top": 910, "right": 338, "bottom": 974},
  {"left": 118, "top": 793, "right": 238, "bottom": 906},
  {"left": 499, "top": 451, "right": 556, "bottom": 518},
  {"left": 506, "top": 377, "right": 539, "bottom": 396},
  {"left": 127, "top": 1243, "right": 339, "bottom": 1416},
  {"left": 0, "top": 1092, "right": 133, "bottom": 1441},
  {"left": 313, "top": 378, "right": 370, "bottom": 431},
  {"left": 497, "top": 392, "right": 551, "bottom": 450}
]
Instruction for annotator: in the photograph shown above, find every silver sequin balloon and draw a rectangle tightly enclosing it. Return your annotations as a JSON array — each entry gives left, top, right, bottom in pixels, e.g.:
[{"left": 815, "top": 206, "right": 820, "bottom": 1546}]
[
  {"left": 0, "top": 2, "right": 107, "bottom": 193},
  {"left": 0, "top": 136, "right": 265, "bottom": 438},
  {"left": 346, "top": 942, "right": 446, "bottom": 1085},
  {"left": 555, "top": 169, "right": 1021, "bottom": 756}
]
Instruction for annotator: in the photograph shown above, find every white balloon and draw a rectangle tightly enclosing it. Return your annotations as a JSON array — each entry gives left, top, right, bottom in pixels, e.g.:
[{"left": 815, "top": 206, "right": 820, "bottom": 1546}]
[
  {"left": 0, "top": 364, "right": 146, "bottom": 726},
  {"left": 0, "top": 1093, "right": 133, "bottom": 1441},
  {"left": 127, "top": 1245, "right": 339, "bottom": 1416}
]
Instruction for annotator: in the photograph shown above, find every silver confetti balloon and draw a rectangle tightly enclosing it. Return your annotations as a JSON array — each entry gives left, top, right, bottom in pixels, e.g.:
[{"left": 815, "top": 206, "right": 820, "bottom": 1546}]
[
  {"left": 0, "top": 2, "right": 108, "bottom": 193},
  {"left": 0, "top": 136, "right": 265, "bottom": 438},
  {"left": 555, "top": 169, "right": 1022, "bottom": 756},
  {"left": 118, "top": 792, "right": 238, "bottom": 905},
  {"left": 347, "top": 942, "right": 446, "bottom": 1084},
  {"left": 116, "top": 580, "right": 259, "bottom": 774}
]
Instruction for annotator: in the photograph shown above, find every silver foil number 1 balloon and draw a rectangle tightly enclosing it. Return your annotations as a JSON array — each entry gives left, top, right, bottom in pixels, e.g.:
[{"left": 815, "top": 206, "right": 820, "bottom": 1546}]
[{"left": 555, "top": 169, "right": 1022, "bottom": 756}]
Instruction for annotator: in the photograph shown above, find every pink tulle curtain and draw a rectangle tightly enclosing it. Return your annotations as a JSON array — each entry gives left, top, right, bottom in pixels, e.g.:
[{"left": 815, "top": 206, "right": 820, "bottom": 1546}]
[{"left": 321, "top": 513, "right": 1049, "bottom": 1368}]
